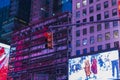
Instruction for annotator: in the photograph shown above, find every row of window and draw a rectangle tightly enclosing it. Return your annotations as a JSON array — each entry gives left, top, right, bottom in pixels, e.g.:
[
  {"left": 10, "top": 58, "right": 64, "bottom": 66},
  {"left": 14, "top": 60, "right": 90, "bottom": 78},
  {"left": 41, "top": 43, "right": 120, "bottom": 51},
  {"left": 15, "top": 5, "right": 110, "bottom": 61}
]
[
  {"left": 76, "top": 0, "right": 116, "bottom": 8},
  {"left": 76, "top": 8, "right": 117, "bottom": 20},
  {"left": 76, "top": 22, "right": 118, "bottom": 36},
  {"left": 76, "top": 30, "right": 119, "bottom": 46},
  {"left": 76, "top": 41, "right": 119, "bottom": 55}
]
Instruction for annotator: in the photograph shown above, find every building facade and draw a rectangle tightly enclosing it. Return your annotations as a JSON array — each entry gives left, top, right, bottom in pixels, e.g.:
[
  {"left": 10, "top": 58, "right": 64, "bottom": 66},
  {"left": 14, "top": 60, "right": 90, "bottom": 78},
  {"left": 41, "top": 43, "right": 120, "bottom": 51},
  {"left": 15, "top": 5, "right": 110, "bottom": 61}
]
[
  {"left": 72, "top": 0, "right": 120, "bottom": 56},
  {"left": 0, "top": 0, "right": 10, "bottom": 36},
  {"left": 8, "top": 12, "right": 71, "bottom": 80}
]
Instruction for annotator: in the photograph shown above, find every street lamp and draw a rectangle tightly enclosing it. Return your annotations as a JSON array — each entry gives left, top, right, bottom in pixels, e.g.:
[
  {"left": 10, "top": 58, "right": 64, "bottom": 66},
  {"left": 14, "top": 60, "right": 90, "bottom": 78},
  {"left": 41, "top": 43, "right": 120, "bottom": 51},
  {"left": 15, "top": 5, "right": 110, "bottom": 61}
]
[{"left": 40, "top": 7, "right": 55, "bottom": 16}]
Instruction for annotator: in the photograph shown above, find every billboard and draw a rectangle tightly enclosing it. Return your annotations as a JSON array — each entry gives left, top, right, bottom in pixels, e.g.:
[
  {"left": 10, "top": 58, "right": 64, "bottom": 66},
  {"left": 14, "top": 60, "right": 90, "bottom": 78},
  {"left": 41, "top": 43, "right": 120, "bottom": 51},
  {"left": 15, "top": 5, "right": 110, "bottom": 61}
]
[
  {"left": 68, "top": 50, "right": 119, "bottom": 80},
  {"left": 0, "top": 43, "right": 10, "bottom": 80}
]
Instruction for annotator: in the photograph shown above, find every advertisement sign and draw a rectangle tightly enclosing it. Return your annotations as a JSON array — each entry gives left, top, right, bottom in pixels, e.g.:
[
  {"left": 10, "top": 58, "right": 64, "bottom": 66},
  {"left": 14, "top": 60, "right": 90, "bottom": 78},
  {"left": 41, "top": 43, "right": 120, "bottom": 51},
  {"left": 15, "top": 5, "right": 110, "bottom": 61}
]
[
  {"left": 68, "top": 50, "right": 119, "bottom": 80},
  {"left": 0, "top": 43, "right": 10, "bottom": 80}
]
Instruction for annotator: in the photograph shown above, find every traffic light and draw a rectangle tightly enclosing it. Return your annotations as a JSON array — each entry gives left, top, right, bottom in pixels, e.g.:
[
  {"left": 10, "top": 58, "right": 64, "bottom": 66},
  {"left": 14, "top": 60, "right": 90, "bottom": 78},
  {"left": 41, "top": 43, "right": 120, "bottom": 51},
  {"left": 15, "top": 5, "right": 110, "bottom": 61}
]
[{"left": 44, "top": 32, "right": 53, "bottom": 49}]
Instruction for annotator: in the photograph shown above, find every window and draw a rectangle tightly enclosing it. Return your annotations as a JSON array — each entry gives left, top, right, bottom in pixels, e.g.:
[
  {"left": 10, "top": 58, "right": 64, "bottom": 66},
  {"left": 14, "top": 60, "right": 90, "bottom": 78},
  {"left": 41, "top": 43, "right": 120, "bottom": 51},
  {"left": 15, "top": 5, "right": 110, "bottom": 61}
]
[
  {"left": 76, "top": 11, "right": 80, "bottom": 18},
  {"left": 90, "top": 16, "right": 94, "bottom": 22},
  {"left": 76, "top": 21, "right": 80, "bottom": 27},
  {"left": 104, "top": 1, "right": 108, "bottom": 8},
  {"left": 105, "top": 22, "right": 110, "bottom": 29},
  {"left": 112, "top": 8, "right": 117, "bottom": 16},
  {"left": 113, "top": 30, "right": 119, "bottom": 38},
  {"left": 83, "top": 28, "right": 87, "bottom": 35},
  {"left": 105, "top": 32, "right": 110, "bottom": 40},
  {"left": 90, "top": 47, "right": 94, "bottom": 52},
  {"left": 97, "top": 34, "right": 102, "bottom": 42},
  {"left": 104, "top": 11, "right": 109, "bottom": 18},
  {"left": 97, "top": 24, "right": 102, "bottom": 31},
  {"left": 90, "top": 36, "right": 94, "bottom": 44},
  {"left": 76, "top": 2, "right": 80, "bottom": 9},
  {"left": 96, "top": 4, "right": 101, "bottom": 11},
  {"left": 83, "top": 48, "right": 87, "bottom": 54},
  {"left": 83, "top": 9, "right": 87, "bottom": 16},
  {"left": 96, "top": 0, "right": 100, "bottom": 1},
  {"left": 106, "top": 43, "right": 110, "bottom": 49},
  {"left": 89, "top": 0, "right": 93, "bottom": 4},
  {"left": 98, "top": 45, "right": 102, "bottom": 51},
  {"left": 76, "top": 40, "right": 80, "bottom": 47},
  {"left": 97, "top": 14, "right": 101, "bottom": 21},
  {"left": 83, "top": 38, "right": 88, "bottom": 45},
  {"left": 82, "top": 0, "right": 87, "bottom": 6},
  {"left": 90, "top": 26, "right": 94, "bottom": 33},
  {"left": 114, "top": 41, "right": 119, "bottom": 48},
  {"left": 112, "top": 0, "right": 117, "bottom": 6},
  {"left": 76, "top": 30, "right": 80, "bottom": 36},
  {"left": 83, "top": 18, "right": 87, "bottom": 22},
  {"left": 89, "top": 6, "right": 94, "bottom": 13},
  {"left": 76, "top": 50, "right": 80, "bottom": 56},
  {"left": 113, "top": 21, "right": 118, "bottom": 27}
]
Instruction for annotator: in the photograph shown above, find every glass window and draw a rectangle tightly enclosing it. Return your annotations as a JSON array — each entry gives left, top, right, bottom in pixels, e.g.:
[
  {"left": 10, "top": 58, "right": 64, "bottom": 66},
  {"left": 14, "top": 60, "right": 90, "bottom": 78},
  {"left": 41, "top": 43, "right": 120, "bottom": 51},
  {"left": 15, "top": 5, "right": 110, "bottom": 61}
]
[
  {"left": 89, "top": 0, "right": 93, "bottom": 4},
  {"left": 97, "top": 34, "right": 102, "bottom": 42},
  {"left": 112, "top": 8, "right": 117, "bottom": 16},
  {"left": 76, "top": 40, "right": 80, "bottom": 47},
  {"left": 113, "top": 30, "right": 119, "bottom": 38},
  {"left": 83, "top": 38, "right": 88, "bottom": 45},
  {"left": 105, "top": 32, "right": 110, "bottom": 40},
  {"left": 97, "top": 24, "right": 102, "bottom": 31},
  {"left": 89, "top": 6, "right": 94, "bottom": 13},
  {"left": 76, "top": 50, "right": 80, "bottom": 56},
  {"left": 90, "top": 26, "right": 94, "bottom": 33},
  {"left": 83, "top": 48, "right": 87, "bottom": 54},
  {"left": 98, "top": 45, "right": 102, "bottom": 51},
  {"left": 114, "top": 41, "right": 119, "bottom": 48},
  {"left": 90, "top": 36, "right": 94, "bottom": 44},
  {"left": 112, "top": 0, "right": 117, "bottom": 6},
  {"left": 83, "top": 0, "right": 87, "bottom": 6},
  {"left": 90, "top": 47, "right": 94, "bottom": 52},
  {"left": 83, "top": 18, "right": 87, "bottom": 22},
  {"left": 76, "top": 30, "right": 80, "bottom": 36},
  {"left": 76, "top": 2, "right": 80, "bottom": 9},
  {"left": 76, "top": 11, "right": 80, "bottom": 18},
  {"left": 105, "top": 22, "right": 110, "bottom": 29},
  {"left": 90, "top": 16, "right": 94, "bottom": 22},
  {"left": 106, "top": 43, "right": 110, "bottom": 49},
  {"left": 83, "top": 9, "right": 87, "bottom": 16},
  {"left": 104, "top": 11, "right": 109, "bottom": 18},
  {"left": 83, "top": 28, "right": 87, "bottom": 35},
  {"left": 76, "top": 21, "right": 80, "bottom": 27},
  {"left": 104, "top": 1, "right": 109, "bottom": 8},
  {"left": 97, "top": 14, "right": 101, "bottom": 21},
  {"left": 113, "top": 21, "right": 118, "bottom": 27},
  {"left": 96, "top": 4, "right": 101, "bottom": 11}
]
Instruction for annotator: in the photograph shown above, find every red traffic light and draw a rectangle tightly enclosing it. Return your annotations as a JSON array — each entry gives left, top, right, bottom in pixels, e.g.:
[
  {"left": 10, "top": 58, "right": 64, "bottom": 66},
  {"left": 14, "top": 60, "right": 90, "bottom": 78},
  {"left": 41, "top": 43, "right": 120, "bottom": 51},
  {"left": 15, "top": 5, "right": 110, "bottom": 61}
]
[{"left": 44, "top": 32, "right": 53, "bottom": 49}]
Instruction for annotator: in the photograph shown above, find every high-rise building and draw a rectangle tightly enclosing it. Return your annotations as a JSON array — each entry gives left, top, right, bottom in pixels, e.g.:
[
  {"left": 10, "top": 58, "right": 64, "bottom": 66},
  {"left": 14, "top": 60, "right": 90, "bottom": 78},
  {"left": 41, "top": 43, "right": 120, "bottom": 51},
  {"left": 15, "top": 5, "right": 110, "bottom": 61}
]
[
  {"left": 72, "top": 0, "right": 120, "bottom": 56},
  {"left": 0, "top": 0, "right": 10, "bottom": 26},
  {"left": 7, "top": 0, "right": 72, "bottom": 79},
  {"left": 0, "top": 0, "right": 11, "bottom": 44}
]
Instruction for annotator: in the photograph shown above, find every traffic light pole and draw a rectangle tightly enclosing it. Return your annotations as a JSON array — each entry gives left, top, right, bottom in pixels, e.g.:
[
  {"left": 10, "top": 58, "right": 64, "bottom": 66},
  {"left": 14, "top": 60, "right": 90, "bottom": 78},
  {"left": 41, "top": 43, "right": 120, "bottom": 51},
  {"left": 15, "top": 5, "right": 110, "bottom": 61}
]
[{"left": 49, "top": 18, "right": 120, "bottom": 28}]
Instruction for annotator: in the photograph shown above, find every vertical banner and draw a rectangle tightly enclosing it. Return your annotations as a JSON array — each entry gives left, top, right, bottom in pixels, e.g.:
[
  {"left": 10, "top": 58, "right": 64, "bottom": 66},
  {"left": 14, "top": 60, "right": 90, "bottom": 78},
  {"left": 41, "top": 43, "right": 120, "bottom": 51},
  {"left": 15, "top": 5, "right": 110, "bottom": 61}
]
[
  {"left": 0, "top": 43, "right": 10, "bottom": 80},
  {"left": 118, "top": 0, "right": 120, "bottom": 17}
]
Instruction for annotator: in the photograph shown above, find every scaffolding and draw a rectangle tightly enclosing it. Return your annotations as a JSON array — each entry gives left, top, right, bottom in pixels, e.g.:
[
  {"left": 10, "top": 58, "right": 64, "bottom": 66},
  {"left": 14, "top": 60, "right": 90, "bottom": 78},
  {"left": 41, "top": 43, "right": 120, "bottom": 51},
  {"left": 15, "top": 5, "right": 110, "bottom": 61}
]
[{"left": 8, "top": 12, "right": 71, "bottom": 80}]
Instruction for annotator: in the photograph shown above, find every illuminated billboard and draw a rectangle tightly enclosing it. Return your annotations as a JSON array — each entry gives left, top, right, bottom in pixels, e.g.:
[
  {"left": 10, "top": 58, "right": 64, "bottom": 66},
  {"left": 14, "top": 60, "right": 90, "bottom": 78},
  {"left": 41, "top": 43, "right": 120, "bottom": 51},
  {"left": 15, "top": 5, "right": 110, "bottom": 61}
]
[
  {"left": 68, "top": 50, "right": 119, "bottom": 80},
  {"left": 0, "top": 43, "right": 10, "bottom": 80}
]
